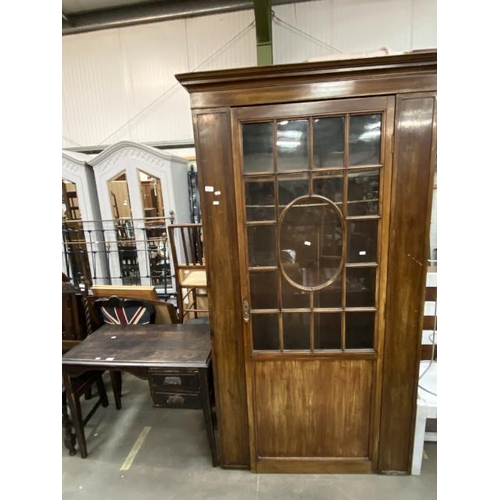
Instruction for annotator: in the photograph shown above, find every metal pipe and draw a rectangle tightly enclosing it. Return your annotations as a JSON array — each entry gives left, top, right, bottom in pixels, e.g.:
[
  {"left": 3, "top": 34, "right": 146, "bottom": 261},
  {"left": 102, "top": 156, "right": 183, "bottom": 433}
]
[{"left": 62, "top": 0, "right": 310, "bottom": 36}]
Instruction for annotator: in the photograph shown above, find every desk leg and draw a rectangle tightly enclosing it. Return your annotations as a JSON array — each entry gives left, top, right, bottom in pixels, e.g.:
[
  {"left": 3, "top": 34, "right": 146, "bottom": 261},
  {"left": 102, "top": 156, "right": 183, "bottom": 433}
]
[
  {"left": 199, "top": 368, "right": 218, "bottom": 467},
  {"left": 63, "top": 371, "right": 88, "bottom": 459},
  {"left": 110, "top": 371, "right": 122, "bottom": 410}
]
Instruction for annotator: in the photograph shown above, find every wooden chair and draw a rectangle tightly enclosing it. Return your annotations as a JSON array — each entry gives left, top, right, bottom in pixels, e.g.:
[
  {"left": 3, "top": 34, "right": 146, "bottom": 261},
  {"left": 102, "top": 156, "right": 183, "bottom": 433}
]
[
  {"left": 412, "top": 268, "right": 437, "bottom": 475},
  {"left": 167, "top": 223, "right": 209, "bottom": 323},
  {"left": 62, "top": 281, "right": 110, "bottom": 456}
]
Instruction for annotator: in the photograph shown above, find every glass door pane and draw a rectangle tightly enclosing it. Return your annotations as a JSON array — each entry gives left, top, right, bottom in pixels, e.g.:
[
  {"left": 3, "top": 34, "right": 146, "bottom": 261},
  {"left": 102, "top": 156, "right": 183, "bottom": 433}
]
[{"left": 242, "top": 111, "right": 385, "bottom": 352}]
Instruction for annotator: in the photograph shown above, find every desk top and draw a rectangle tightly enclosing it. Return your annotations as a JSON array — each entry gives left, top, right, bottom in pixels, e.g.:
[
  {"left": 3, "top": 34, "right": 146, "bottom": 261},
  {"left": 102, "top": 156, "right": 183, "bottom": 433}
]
[{"left": 62, "top": 323, "right": 212, "bottom": 369}]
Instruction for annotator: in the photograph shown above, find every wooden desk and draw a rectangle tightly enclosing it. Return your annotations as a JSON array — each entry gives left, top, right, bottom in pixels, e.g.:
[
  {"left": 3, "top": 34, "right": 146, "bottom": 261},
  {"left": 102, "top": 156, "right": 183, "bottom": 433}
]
[{"left": 62, "top": 323, "right": 217, "bottom": 466}]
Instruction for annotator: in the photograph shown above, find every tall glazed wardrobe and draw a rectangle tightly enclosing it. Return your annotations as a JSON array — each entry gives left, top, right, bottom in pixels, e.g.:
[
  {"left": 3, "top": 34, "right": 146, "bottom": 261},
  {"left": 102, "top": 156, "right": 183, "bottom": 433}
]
[{"left": 176, "top": 50, "right": 437, "bottom": 474}]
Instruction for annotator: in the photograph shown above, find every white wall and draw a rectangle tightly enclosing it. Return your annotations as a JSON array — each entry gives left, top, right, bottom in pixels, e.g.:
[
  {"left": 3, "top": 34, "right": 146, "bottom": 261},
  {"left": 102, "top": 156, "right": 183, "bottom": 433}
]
[
  {"left": 62, "top": 9, "right": 257, "bottom": 149},
  {"left": 62, "top": 0, "right": 436, "bottom": 150},
  {"left": 273, "top": 0, "right": 436, "bottom": 64}
]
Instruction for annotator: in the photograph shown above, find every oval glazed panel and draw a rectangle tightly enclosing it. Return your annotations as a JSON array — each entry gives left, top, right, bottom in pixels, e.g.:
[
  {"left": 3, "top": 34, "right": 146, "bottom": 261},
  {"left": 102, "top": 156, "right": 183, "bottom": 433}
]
[{"left": 279, "top": 195, "right": 344, "bottom": 290}]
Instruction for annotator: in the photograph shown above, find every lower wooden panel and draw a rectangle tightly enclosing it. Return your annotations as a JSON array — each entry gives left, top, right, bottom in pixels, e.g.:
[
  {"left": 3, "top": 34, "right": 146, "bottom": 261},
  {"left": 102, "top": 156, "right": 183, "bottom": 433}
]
[
  {"left": 256, "top": 457, "right": 373, "bottom": 474},
  {"left": 254, "top": 359, "right": 374, "bottom": 461}
]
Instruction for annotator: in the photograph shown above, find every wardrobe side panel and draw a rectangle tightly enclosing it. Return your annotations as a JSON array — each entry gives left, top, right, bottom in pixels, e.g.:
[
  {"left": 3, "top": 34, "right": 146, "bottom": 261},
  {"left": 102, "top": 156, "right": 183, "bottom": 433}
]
[
  {"left": 194, "top": 110, "right": 250, "bottom": 468},
  {"left": 379, "top": 94, "right": 436, "bottom": 473}
]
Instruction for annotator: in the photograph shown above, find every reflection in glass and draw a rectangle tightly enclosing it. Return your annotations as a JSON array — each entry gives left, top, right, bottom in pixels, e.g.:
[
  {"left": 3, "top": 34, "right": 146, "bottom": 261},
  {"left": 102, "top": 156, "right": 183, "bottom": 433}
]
[
  {"left": 348, "top": 170, "right": 379, "bottom": 216},
  {"left": 108, "top": 171, "right": 132, "bottom": 220},
  {"left": 283, "top": 313, "right": 310, "bottom": 349},
  {"left": 138, "top": 170, "right": 165, "bottom": 219},
  {"left": 346, "top": 311, "right": 375, "bottom": 349},
  {"left": 278, "top": 176, "right": 309, "bottom": 214},
  {"left": 280, "top": 197, "right": 343, "bottom": 288},
  {"left": 138, "top": 170, "right": 170, "bottom": 286},
  {"left": 277, "top": 119, "right": 308, "bottom": 172},
  {"left": 313, "top": 279, "right": 342, "bottom": 308},
  {"left": 313, "top": 116, "right": 345, "bottom": 168},
  {"left": 282, "top": 278, "right": 309, "bottom": 308},
  {"left": 313, "top": 175, "right": 343, "bottom": 207},
  {"left": 346, "top": 267, "right": 376, "bottom": 307},
  {"left": 314, "top": 313, "right": 341, "bottom": 349},
  {"left": 247, "top": 225, "right": 276, "bottom": 266},
  {"left": 250, "top": 271, "right": 279, "bottom": 309},
  {"left": 62, "top": 179, "right": 81, "bottom": 221},
  {"left": 245, "top": 180, "right": 275, "bottom": 221},
  {"left": 349, "top": 114, "right": 382, "bottom": 165},
  {"left": 252, "top": 313, "right": 280, "bottom": 350},
  {"left": 107, "top": 171, "right": 140, "bottom": 284},
  {"left": 347, "top": 220, "right": 378, "bottom": 263},
  {"left": 62, "top": 179, "right": 91, "bottom": 287},
  {"left": 243, "top": 122, "right": 273, "bottom": 173}
]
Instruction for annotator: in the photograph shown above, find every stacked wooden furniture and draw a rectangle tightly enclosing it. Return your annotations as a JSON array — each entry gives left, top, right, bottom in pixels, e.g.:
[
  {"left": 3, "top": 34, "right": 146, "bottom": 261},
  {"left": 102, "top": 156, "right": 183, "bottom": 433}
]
[
  {"left": 176, "top": 50, "right": 437, "bottom": 474},
  {"left": 62, "top": 281, "right": 111, "bottom": 456}
]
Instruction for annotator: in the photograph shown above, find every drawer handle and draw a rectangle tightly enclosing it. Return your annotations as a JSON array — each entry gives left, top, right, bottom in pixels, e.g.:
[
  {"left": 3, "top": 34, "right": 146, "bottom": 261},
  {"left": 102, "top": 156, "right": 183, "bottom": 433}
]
[
  {"left": 163, "top": 376, "right": 182, "bottom": 385},
  {"left": 167, "top": 395, "right": 185, "bottom": 405}
]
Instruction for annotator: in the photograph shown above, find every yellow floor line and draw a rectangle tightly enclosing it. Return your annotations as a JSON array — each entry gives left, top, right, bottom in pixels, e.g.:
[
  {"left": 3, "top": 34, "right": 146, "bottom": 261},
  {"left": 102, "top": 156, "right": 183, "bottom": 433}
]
[
  {"left": 423, "top": 450, "right": 429, "bottom": 460},
  {"left": 120, "top": 426, "right": 151, "bottom": 471}
]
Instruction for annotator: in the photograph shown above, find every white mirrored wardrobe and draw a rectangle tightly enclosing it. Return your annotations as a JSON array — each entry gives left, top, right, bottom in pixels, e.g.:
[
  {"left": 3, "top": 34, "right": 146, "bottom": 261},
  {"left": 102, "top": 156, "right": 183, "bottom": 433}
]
[{"left": 89, "top": 141, "right": 190, "bottom": 293}]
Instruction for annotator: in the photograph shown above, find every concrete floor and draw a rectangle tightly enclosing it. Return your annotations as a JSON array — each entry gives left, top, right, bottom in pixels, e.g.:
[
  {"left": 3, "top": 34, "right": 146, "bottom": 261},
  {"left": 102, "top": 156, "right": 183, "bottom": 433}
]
[{"left": 62, "top": 373, "right": 437, "bottom": 500}]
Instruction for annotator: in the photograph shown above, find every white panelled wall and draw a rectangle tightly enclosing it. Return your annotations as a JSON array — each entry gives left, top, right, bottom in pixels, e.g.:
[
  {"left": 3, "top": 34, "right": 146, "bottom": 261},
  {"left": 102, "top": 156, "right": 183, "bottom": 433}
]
[
  {"left": 62, "top": 0, "right": 436, "bottom": 150},
  {"left": 62, "top": 9, "right": 257, "bottom": 149},
  {"left": 273, "top": 0, "right": 436, "bottom": 64}
]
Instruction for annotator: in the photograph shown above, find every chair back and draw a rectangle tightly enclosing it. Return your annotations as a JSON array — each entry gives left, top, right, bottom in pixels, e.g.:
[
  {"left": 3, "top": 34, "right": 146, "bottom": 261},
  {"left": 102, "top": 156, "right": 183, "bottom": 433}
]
[
  {"left": 87, "top": 295, "right": 179, "bottom": 328},
  {"left": 91, "top": 285, "right": 159, "bottom": 301},
  {"left": 148, "top": 299, "right": 179, "bottom": 324},
  {"left": 168, "top": 223, "right": 204, "bottom": 264},
  {"left": 94, "top": 295, "right": 156, "bottom": 326},
  {"left": 167, "top": 223, "right": 208, "bottom": 322}
]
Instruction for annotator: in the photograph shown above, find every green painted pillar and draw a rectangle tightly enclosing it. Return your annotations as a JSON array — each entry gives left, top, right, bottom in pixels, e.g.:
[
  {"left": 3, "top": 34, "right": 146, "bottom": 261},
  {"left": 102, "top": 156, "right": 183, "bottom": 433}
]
[{"left": 253, "top": 0, "right": 273, "bottom": 66}]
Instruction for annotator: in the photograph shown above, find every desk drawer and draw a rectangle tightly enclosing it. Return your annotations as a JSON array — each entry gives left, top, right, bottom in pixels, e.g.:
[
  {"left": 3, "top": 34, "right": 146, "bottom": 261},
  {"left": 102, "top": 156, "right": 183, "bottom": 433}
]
[
  {"left": 151, "top": 391, "right": 201, "bottom": 409},
  {"left": 148, "top": 370, "right": 200, "bottom": 391}
]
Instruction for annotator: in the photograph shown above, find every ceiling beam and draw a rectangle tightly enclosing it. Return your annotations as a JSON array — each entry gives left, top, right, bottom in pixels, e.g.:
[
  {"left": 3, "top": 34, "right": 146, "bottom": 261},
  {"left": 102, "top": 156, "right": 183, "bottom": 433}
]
[
  {"left": 253, "top": 0, "right": 273, "bottom": 66},
  {"left": 62, "top": 0, "right": 312, "bottom": 36}
]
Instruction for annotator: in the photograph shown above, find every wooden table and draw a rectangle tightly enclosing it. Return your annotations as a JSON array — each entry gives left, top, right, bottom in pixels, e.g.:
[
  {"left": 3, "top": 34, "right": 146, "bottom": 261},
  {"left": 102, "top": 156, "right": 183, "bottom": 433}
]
[{"left": 62, "top": 323, "right": 217, "bottom": 466}]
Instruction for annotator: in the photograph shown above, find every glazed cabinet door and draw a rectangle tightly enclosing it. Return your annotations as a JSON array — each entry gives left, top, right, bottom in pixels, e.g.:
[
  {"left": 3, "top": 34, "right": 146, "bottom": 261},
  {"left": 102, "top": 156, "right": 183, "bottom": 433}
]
[{"left": 232, "top": 96, "right": 395, "bottom": 473}]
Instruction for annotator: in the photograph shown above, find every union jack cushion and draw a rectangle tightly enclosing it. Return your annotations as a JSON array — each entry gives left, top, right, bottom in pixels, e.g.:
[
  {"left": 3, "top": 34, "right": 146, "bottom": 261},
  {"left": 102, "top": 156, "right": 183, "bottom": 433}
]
[{"left": 99, "top": 304, "right": 154, "bottom": 325}]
